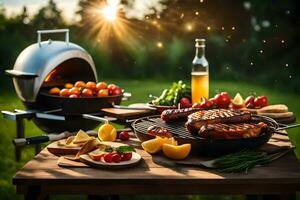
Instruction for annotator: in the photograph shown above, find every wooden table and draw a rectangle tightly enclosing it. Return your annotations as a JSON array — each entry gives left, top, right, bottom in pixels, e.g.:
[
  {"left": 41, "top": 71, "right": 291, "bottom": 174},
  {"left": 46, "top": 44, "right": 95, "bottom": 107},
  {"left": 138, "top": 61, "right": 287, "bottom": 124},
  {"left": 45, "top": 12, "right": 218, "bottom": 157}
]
[{"left": 13, "top": 133, "right": 300, "bottom": 200}]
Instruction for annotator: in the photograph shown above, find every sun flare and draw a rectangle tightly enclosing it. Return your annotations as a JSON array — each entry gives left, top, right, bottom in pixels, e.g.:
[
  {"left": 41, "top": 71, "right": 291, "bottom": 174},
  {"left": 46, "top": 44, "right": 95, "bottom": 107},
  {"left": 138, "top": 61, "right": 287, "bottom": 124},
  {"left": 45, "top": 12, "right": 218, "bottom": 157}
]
[{"left": 101, "top": 0, "right": 119, "bottom": 22}]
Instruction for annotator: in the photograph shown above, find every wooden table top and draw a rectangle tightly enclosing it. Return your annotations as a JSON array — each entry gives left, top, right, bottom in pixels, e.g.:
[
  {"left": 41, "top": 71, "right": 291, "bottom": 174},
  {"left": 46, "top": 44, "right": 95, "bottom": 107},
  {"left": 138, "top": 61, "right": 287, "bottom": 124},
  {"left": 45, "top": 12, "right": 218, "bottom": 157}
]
[{"left": 13, "top": 133, "right": 300, "bottom": 195}]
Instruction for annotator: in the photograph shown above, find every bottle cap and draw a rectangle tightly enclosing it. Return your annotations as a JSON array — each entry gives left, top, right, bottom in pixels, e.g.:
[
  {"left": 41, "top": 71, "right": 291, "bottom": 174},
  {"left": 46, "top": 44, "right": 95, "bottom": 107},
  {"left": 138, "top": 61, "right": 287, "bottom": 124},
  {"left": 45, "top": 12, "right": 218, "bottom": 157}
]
[{"left": 195, "top": 38, "right": 206, "bottom": 47}]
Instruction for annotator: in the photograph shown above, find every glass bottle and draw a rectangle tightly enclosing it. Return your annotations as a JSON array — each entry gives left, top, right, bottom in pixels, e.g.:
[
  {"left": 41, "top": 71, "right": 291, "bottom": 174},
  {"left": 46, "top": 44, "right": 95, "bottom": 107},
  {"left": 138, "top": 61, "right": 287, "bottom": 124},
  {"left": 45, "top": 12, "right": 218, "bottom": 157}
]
[{"left": 191, "top": 38, "right": 209, "bottom": 103}]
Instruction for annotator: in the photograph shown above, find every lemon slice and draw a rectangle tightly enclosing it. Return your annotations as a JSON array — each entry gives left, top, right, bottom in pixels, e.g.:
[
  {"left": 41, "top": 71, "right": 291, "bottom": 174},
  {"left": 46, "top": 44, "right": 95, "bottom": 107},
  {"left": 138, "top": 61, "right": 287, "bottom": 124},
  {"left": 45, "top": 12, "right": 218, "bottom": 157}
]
[
  {"left": 73, "top": 130, "right": 90, "bottom": 144},
  {"left": 162, "top": 143, "right": 191, "bottom": 160},
  {"left": 98, "top": 123, "right": 117, "bottom": 142}
]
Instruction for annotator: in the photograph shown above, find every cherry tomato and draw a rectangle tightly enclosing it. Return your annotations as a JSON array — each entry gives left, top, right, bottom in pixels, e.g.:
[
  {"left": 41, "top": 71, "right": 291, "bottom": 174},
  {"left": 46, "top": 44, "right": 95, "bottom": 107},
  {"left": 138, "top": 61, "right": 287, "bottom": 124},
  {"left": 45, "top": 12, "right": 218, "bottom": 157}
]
[
  {"left": 90, "top": 154, "right": 103, "bottom": 161},
  {"left": 97, "top": 89, "right": 109, "bottom": 97},
  {"left": 82, "top": 88, "right": 93, "bottom": 97},
  {"left": 74, "top": 81, "right": 86, "bottom": 88},
  {"left": 85, "top": 81, "right": 97, "bottom": 91},
  {"left": 254, "top": 96, "right": 268, "bottom": 108},
  {"left": 69, "top": 87, "right": 80, "bottom": 96},
  {"left": 121, "top": 152, "right": 132, "bottom": 161},
  {"left": 200, "top": 98, "right": 213, "bottom": 109},
  {"left": 64, "top": 83, "right": 73, "bottom": 89},
  {"left": 49, "top": 87, "right": 60, "bottom": 95},
  {"left": 69, "top": 94, "right": 79, "bottom": 98},
  {"left": 112, "top": 153, "right": 121, "bottom": 163},
  {"left": 109, "top": 87, "right": 122, "bottom": 96},
  {"left": 245, "top": 96, "right": 255, "bottom": 109},
  {"left": 96, "top": 82, "right": 108, "bottom": 91},
  {"left": 179, "top": 97, "right": 191, "bottom": 108},
  {"left": 214, "top": 92, "right": 231, "bottom": 108},
  {"left": 59, "top": 88, "right": 70, "bottom": 97},
  {"left": 119, "top": 131, "right": 129, "bottom": 141},
  {"left": 104, "top": 153, "right": 113, "bottom": 163},
  {"left": 107, "top": 84, "right": 119, "bottom": 91}
]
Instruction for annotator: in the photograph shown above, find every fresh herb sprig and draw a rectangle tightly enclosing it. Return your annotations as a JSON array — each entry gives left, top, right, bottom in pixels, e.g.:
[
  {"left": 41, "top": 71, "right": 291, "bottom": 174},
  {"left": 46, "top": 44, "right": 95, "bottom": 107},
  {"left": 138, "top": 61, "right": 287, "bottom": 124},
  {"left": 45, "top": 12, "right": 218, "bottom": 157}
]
[{"left": 213, "top": 150, "right": 274, "bottom": 173}]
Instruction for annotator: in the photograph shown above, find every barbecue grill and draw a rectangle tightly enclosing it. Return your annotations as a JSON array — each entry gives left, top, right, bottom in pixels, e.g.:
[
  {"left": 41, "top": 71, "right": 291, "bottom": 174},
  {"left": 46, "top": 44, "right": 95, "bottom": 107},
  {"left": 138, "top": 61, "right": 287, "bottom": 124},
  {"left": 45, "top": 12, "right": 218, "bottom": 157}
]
[
  {"left": 132, "top": 115, "right": 279, "bottom": 155},
  {"left": 3, "top": 29, "right": 123, "bottom": 133}
]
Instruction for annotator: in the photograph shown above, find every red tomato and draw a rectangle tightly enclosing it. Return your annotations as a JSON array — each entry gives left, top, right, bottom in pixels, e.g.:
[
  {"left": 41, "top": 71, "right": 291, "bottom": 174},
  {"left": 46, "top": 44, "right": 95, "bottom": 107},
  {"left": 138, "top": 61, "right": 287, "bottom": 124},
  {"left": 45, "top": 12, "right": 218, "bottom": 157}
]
[
  {"left": 245, "top": 96, "right": 255, "bottom": 108},
  {"left": 96, "top": 82, "right": 108, "bottom": 91},
  {"left": 119, "top": 131, "right": 129, "bottom": 141},
  {"left": 59, "top": 88, "right": 70, "bottom": 97},
  {"left": 69, "top": 94, "right": 79, "bottom": 98},
  {"left": 97, "top": 89, "right": 109, "bottom": 97},
  {"left": 82, "top": 88, "right": 93, "bottom": 97},
  {"left": 74, "top": 81, "right": 86, "bottom": 88},
  {"left": 179, "top": 97, "right": 191, "bottom": 108},
  {"left": 69, "top": 87, "right": 80, "bottom": 96},
  {"left": 254, "top": 96, "right": 268, "bottom": 108},
  {"left": 200, "top": 98, "right": 213, "bottom": 109},
  {"left": 85, "top": 81, "right": 97, "bottom": 91},
  {"left": 214, "top": 92, "right": 231, "bottom": 108},
  {"left": 109, "top": 87, "right": 122, "bottom": 96},
  {"left": 112, "top": 153, "right": 121, "bottom": 163},
  {"left": 104, "top": 153, "right": 113, "bottom": 163},
  {"left": 90, "top": 154, "right": 104, "bottom": 161},
  {"left": 121, "top": 152, "right": 132, "bottom": 161},
  {"left": 49, "top": 87, "right": 60, "bottom": 95},
  {"left": 107, "top": 84, "right": 119, "bottom": 91},
  {"left": 64, "top": 83, "right": 73, "bottom": 89}
]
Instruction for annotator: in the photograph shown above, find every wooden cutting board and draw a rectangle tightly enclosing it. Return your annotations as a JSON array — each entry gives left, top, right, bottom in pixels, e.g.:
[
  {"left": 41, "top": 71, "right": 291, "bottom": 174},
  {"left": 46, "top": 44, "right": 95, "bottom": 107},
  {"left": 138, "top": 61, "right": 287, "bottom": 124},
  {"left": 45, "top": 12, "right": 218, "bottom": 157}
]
[
  {"left": 101, "top": 108, "right": 155, "bottom": 120},
  {"left": 47, "top": 141, "right": 81, "bottom": 156}
]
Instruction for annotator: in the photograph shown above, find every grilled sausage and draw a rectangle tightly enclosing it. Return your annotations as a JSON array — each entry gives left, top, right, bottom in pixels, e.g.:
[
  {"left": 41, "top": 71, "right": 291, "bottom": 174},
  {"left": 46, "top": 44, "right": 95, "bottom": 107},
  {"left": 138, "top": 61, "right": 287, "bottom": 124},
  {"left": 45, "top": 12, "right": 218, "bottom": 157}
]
[{"left": 161, "top": 107, "right": 202, "bottom": 122}]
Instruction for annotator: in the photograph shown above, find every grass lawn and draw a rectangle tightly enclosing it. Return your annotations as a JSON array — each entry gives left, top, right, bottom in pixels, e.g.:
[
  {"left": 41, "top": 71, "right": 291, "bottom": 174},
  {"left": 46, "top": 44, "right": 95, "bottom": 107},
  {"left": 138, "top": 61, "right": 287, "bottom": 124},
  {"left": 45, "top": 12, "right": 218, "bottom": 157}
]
[{"left": 0, "top": 79, "right": 299, "bottom": 200}]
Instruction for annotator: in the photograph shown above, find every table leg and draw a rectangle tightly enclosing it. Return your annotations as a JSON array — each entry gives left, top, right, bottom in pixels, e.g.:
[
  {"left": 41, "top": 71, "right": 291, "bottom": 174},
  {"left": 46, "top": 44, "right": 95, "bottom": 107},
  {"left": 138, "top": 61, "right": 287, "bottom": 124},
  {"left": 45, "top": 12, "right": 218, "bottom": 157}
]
[
  {"left": 15, "top": 118, "right": 24, "bottom": 161},
  {"left": 24, "top": 185, "right": 48, "bottom": 200}
]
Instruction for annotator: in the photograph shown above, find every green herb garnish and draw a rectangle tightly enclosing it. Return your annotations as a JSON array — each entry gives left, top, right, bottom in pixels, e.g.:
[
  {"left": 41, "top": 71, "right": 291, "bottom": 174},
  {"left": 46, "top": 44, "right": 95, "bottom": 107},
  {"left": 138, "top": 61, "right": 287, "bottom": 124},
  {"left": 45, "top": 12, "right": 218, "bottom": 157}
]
[
  {"left": 151, "top": 80, "right": 191, "bottom": 106},
  {"left": 115, "top": 146, "right": 134, "bottom": 153}
]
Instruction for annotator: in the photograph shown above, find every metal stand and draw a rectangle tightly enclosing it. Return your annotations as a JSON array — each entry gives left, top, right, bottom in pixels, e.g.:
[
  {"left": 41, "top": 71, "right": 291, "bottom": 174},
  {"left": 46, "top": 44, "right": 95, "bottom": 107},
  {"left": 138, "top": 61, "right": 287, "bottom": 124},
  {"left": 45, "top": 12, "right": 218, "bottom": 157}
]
[{"left": 2, "top": 110, "right": 41, "bottom": 161}]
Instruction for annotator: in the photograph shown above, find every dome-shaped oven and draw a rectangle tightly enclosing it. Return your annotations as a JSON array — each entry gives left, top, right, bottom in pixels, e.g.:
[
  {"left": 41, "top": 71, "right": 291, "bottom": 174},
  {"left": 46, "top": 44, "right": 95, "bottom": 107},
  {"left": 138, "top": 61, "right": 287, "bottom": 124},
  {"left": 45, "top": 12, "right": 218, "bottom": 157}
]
[{"left": 6, "top": 29, "right": 97, "bottom": 103}]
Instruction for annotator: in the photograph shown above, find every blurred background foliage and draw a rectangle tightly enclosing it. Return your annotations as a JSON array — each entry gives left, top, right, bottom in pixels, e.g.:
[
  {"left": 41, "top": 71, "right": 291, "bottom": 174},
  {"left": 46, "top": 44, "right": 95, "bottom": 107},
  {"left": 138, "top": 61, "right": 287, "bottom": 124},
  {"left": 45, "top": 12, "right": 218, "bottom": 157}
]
[{"left": 0, "top": 0, "right": 299, "bottom": 93}]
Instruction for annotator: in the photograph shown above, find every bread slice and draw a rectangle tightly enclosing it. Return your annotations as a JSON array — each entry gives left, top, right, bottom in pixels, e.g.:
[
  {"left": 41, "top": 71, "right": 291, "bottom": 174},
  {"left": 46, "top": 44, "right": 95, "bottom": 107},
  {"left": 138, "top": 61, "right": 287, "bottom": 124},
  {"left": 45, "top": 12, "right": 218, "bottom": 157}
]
[{"left": 258, "top": 104, "right": 288, "bottom": 113}]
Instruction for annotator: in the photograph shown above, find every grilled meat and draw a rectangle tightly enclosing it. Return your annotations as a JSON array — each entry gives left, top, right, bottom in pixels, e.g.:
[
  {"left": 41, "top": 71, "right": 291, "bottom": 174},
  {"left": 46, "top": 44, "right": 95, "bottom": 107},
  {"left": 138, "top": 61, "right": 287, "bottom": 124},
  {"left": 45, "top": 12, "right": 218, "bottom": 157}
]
[
  {"left": 147, "top": 126, "right": 173, "bottom": 138},
  {"left": 186, "top": 109, "right": 251, "bottom": 134},
  {"left": 199, "top": 122, "right": 267, "bottom": 139},
  {"left": 161, "top": 107, "right": 202, "bottom": 122}
]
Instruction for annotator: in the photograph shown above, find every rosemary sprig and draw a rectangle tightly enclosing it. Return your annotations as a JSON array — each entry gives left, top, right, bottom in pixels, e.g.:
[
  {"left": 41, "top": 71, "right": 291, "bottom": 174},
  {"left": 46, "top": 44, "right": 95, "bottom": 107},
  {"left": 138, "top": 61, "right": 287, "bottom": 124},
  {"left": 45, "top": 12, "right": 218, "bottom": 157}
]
[{"left": 213, "top": 150, "right": 277, "bottom": 173}]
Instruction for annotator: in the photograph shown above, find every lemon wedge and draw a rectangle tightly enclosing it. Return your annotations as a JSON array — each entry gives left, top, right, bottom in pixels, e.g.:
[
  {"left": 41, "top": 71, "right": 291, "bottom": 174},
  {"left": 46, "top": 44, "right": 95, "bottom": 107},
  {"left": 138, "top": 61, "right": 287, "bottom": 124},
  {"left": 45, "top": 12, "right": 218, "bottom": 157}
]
[
  {"left": 162, "top": 143, "right": 191, "bottom": 160},
  {"left": 231, "top": 93, "right": 245, "bottom": 108}
]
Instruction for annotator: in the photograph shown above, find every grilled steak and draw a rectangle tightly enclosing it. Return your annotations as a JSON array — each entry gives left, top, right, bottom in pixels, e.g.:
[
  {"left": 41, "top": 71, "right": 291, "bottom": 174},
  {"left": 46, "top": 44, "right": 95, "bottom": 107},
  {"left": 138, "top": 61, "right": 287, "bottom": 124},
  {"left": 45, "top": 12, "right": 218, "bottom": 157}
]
[
  {"left": 161, "top": 107, "right": 202, "bottom": 122},
  {"left": 199, "top": 122, "right": 267, "bottom": 139},
  {"left": 186, "top": 109, "right": 251, "bottom": 134},
  {"left": 147, "top": 126, "right": 173, "bottom": 138}
]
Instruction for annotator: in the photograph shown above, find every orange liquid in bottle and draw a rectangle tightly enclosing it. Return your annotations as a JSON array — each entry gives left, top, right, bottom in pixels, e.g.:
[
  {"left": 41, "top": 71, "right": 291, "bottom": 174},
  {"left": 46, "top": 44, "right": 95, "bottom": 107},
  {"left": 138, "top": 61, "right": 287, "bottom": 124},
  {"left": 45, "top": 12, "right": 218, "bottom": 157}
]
[{"left": 191, "top": 71, "right": 209, "bottom": 103}]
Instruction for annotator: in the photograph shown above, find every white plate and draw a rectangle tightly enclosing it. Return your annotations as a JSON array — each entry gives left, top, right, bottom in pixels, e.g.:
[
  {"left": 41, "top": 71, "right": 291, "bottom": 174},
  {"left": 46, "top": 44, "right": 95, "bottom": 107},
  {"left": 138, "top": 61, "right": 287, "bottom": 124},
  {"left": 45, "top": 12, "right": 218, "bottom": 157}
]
[{"left": 79, "top": 152, "right": 142, "bottom": 169}]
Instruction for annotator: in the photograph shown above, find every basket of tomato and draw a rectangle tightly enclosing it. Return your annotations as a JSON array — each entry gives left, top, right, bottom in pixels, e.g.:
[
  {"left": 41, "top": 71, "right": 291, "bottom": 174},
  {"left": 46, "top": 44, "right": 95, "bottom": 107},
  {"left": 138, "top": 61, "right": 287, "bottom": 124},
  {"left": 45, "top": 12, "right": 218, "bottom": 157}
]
[{"left": 38, "top": 81, "right": 124, "bottom": 115}]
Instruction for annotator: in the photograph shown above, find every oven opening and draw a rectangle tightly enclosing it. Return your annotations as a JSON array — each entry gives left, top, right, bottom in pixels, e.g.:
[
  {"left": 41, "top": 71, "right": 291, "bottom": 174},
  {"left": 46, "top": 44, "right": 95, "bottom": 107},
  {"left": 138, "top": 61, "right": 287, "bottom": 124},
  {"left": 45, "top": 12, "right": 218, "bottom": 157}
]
[{"left": 42, "top": 58, "right": 96, "bottom": 88}]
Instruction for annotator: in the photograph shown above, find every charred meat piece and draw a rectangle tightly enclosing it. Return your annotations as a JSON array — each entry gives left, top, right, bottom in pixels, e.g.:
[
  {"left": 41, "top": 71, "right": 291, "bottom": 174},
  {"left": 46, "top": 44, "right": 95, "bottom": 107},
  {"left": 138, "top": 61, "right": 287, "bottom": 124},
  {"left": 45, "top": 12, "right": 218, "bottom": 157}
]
[
  {"left": 186, "top": 109, "right": 251, "bottom": 134},
  {"left": 161, "top": 107, "right": 202, "bottom": 122},
  {"left": 199, "top": 122, "right": 268, "bottom": 139},
  {"left": 147, "top": 126, "right": 173, "bottom": 138}
]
